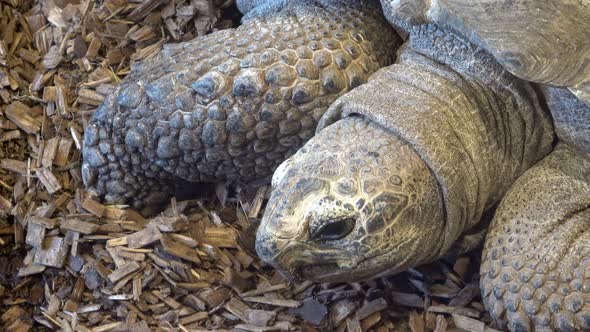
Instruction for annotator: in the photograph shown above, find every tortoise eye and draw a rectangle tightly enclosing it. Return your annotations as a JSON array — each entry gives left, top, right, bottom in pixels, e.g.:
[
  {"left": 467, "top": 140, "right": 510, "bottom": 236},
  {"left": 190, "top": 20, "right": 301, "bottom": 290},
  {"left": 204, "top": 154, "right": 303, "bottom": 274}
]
[{"left": 310, "top": 217, "right": 356, "bottom": 241}]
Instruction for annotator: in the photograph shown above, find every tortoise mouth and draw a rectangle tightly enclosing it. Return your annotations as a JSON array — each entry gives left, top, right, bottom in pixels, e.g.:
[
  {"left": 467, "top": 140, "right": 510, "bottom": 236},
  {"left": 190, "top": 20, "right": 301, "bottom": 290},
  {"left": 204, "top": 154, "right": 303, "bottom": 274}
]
[
  {"left": 263, "top": 241, "right": 359, "bottom": 282},
  {"left": 274, "top": 235, "right": 419, "bottom": 283},
  {"left": 275, "top": 260, "right": 353, "bottom": 283},
  {"left": 298, "top": 262, "right": 348, "bottom": 282}
]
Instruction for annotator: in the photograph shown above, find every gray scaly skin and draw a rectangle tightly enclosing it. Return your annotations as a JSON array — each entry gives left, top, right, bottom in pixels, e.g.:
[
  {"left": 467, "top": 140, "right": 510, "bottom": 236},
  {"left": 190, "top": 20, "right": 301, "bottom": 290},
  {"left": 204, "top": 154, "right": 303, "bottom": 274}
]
[
  {"left": 480, "top": 89, "right": 590, "bottom": 331},
  {"left": 81, "top": 0, "right": 400, "bottom": 213},
  {"left": 481, "top": 144, "right": 590, "bottom": 331},
  {"left": 257, "top": 25, "right": 555, "bottom": 281}
]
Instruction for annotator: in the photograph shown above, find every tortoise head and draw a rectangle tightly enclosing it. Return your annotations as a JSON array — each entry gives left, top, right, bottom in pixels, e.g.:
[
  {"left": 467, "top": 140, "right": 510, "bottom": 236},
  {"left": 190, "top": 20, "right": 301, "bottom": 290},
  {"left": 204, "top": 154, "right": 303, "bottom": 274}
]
[{"left": 256, "top": 116, "right": 446, "bottom": 282}]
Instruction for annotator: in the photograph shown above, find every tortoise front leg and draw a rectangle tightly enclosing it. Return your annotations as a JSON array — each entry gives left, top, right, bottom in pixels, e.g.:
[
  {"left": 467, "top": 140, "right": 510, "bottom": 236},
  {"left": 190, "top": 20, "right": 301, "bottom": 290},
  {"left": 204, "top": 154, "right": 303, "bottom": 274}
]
[
  {"left": 82, "top": 94, "right": 175, "bottom": 215},
  {"left": 81, "top": 0, "right": 400, "bottom": 214},
  {"left": 481, "top": 144, "right": 590, "bottom": 331}
]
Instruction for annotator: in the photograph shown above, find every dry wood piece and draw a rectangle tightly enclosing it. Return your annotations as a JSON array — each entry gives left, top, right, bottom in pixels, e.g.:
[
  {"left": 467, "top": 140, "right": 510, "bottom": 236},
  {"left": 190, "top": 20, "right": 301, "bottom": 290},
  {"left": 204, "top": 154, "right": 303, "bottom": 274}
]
[
  {"left": 4, "top": 101, "right": 41, "bottom": 134},
  {"left": 60, "top": 218, "right": 99, "bottom": 234},
  {"left": 94, "top": 260, "right": 112, "bottom": 280},
  {"left": 428, "top": 305, "right": 481, "bottom": 319},
  {"left": 108, "top": 261, "right": 141, "bottom": 283},
  {"left": 151, "top": 215, "right": 189, "bottom": 232},
  {"left": 331, "top": 299, "right": 357, "bottom": 326},
  {"left": 33, "top": 236, "right": 68, "bottom": 267},
  {"left": 433, "top": 315, "right": 448, "bottom": 332},
  {"left": 117, "top": 248, "right": 145, "bottom": 261},
  {"left": 0, "top": 130, "right": 21, "bottom": 142},
  {"left": 179, "top": 311, "right": 208, "bottom": 325},
  {"left": 93, "top": 322, "right": 123, "bottom": 331},
  {"left": 1, "top": 159, "right": 27, "bottom": 175},
  {"left": 160, "top": 235, "right": 201, "bottom": 264},
  {"left": 248, "top": 186, "right": 267, "bottom": 218},
  {"left": 82, "top": 196, "right": 105, "bottom": 217},
  {"left": 452, "top": 314, "right": 485, "bottom": 332},
  {"left": 0, "top": 194, "right": 11, "bottom": 213},
  {"left": 233, "top": 323, "right": 287, "bottom": 332},
  {"left": 17, "top": 263, "right": 46, "bottom": 277},
  {"left": 243, "top": 296, "right": 301, "bottom": 308},
  {"left": 63, "top": 277, "right": 85, "bottom": 313},
  {"left": 449, "top": 281, "right": 481, "bottom": 307},
  {"left": 241, "top": 283, "right": 288, "bottom": 297},
  {"left": 36, "top": 168, "right": 62, "bottom": 194},
  {"left": 409, "top": 311, "right": 425, "bottom": 332},
  {"left": 54, "top": 138, "right": 73, "bottom": 166},
  {"left": 204, "top": 226, "right": 238, "bottom": 248},
  {"left": 1, "top": 306, "right": 32, "bottom": 331},
  {"left": 356, "top": 298, "right": 388, "bottom": 320},
  {"left": 85, "top": 37, "right": 101, "bottom": 59},
  {"left": 25, "top": 222, "right": 45, "bottom": 247},
  {"left": 200, "top": 287, "right": 231, "bottom": 308},
  {"left": 224, "top": 297, "right": 250, "bottom": 322},
  {"left": 223, "top": 266, "right": 251, "bottom": 293},
  {"left": 128, "top": 0, "right": 166, "bottom": 21},
  {"left": 361, "top": 312, "right": 382, "bottom": 330},
  {"left": 28, "top": 216, "right": 58, "bottom": 228},
  {"left": 103, "top": 206, "right": 127, "bottom": 220},
  {"left": 41, "top": 137, "right": 59, "bottom": 168},
  {"left": 246, "top": 309, "right": 276, "bottom": 326},
  {"left": 346, "top": 316, "right": 362, "bottom": 332},
  {"left": 127, "top": 225, "right": 162, "bottom": 248}
]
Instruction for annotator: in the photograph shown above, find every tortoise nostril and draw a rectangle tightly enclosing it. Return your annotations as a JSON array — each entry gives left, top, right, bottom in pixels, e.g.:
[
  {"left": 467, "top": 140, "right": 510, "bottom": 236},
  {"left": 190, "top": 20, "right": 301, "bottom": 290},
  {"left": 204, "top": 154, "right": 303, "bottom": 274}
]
[{"left": 310, "top": 217, "right": 356, "bottom": 241}]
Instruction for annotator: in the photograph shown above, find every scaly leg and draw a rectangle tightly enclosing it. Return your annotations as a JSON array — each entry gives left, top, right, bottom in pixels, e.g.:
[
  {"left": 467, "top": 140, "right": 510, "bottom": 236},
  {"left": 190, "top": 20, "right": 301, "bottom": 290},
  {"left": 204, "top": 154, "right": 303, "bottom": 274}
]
[
  {"left": 481, "top": 145, "right": 590, "bottom": 331},
  {"left": 82, "top": 0, "right": 400, "bottom": 214}
]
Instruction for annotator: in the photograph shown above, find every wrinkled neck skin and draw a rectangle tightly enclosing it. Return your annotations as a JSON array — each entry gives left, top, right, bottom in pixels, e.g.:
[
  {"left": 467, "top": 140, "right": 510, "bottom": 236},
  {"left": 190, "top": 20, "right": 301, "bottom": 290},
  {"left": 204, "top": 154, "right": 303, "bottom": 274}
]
[
  {"left": 256, "top": 26, "right": 554, "bottom": 283},
  {"left": 238, "top": 0, "right": 382, "bottom": 21}
]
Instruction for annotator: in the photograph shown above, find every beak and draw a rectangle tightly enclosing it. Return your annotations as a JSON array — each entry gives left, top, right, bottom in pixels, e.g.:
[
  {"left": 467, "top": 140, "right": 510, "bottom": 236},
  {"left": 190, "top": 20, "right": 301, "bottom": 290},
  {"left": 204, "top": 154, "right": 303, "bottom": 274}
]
[{"left": 258, "top": 235, "right": 361, "bottom": 282}]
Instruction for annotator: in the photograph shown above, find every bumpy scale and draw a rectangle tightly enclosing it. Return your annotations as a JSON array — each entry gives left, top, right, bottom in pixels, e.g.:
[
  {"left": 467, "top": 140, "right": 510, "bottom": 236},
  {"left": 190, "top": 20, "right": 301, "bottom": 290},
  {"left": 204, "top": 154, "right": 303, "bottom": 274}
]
[
  {"left": 481, "top": 145, "right": 590, "bottom": 331},
  {"left": 82, "top": 0, "right": 400, "bottom": 213}
]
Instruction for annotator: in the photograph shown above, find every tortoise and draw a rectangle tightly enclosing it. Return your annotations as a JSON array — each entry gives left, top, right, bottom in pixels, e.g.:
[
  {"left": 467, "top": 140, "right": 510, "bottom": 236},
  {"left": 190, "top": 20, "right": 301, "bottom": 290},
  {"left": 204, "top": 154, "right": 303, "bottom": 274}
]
[{"left": 81, "top": 0, "right": 590, "bottom": 330}]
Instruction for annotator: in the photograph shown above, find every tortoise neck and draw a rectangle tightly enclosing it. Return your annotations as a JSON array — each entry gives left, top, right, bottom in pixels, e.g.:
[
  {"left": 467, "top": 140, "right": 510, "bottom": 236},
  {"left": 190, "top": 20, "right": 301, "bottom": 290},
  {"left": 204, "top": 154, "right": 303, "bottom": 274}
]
[{"left": 318, "top": 48, "right": 554, "bottom": 257}]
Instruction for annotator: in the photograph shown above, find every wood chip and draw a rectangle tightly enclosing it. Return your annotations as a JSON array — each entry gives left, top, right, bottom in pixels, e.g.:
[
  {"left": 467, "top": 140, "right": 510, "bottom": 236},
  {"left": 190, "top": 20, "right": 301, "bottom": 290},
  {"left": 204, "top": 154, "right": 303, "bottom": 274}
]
[
  {"left": 5, "top": 101, "right": 41, "bottom": 134},
  {"left": 36, "top": 168, "right": 62, "bottom": 194},
  {"left": 204, "top": 227, "right": 238, "bottom": 248},
  {"left": 60, "top": 218, "right": 99, "bottom": 234},
  {"left": 243, "top": 297, "right": 301, "bottom": 308},
  {"left": 179, "top": 311, "right": 208, "bottom": 325},
  {"left": 356, "top": 298, "right": 388, "bottom": 320},
  {"left": 82, "top": 197, "right": 105, "bottom": 217},
  {"left": 160, "top": 235, "right": 201, "bottom": 264},
  {"left": 108, "top": 261, "right": 141, "bottom": 283},
  {"left": 428, "top": 305, "right": 481, "bottom": 319},
  {"left": 224, "top": 297, "right": 250, "bottom": 322},
  {"left": 125, "top": 225, "right": 162, "bottom": 249},
  {"left": 452, "top": 314, "right": 485, "bottom": 332},
  {"left": 33, "top": 236, "right": 68, "bottom": 267}
]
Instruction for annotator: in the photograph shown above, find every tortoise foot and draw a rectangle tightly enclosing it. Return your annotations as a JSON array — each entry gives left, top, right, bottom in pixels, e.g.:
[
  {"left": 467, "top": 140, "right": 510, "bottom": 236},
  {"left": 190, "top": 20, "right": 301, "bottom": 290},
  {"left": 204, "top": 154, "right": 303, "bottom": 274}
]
[{"left": 481, "top": 145, "right": 590, "bottom": 331}]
